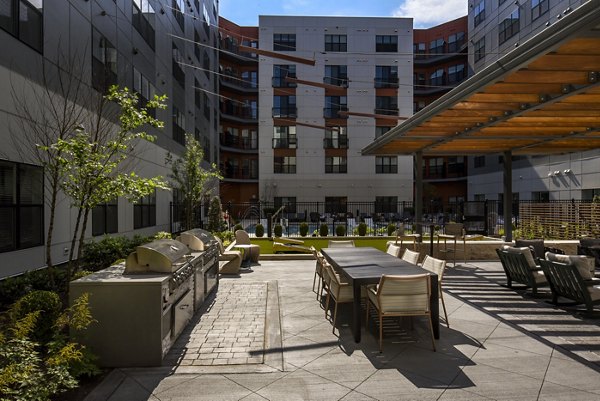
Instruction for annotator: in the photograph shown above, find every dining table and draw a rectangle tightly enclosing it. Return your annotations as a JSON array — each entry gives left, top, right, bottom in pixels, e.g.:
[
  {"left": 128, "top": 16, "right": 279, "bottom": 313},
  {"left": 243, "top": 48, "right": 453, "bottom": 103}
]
[{"left": 320, "top": 247, "right": 439, "bottom": 343}]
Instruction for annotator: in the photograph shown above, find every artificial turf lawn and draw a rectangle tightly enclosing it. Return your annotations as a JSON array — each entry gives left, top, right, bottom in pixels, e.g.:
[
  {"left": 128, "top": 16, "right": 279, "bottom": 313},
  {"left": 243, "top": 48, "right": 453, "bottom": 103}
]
[{"left": 249, "top": 237, "right": 394, "bottom": 254}]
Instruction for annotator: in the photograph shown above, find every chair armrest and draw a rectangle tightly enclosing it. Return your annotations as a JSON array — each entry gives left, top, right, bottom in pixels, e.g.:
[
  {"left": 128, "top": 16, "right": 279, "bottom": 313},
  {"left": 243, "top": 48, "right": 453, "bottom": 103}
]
[{"left": 544, "top": 246, "right": 565, "bottom": 255}]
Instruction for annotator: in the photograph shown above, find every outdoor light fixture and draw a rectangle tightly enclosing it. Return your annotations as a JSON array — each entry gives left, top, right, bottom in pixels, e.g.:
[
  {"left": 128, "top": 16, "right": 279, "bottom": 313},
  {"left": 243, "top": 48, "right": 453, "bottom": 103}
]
[
  {"left": 554, "top": 170, "right": 561, "bottom": 175},
  {"left": 564, "top": 169, "right": 572, "bottom": 174},
  {"left": 547, "top": 172, "right": 553, "bottom": 177},
  {"left": 589, "top": 72, "right": 597, "bottom": 83}
]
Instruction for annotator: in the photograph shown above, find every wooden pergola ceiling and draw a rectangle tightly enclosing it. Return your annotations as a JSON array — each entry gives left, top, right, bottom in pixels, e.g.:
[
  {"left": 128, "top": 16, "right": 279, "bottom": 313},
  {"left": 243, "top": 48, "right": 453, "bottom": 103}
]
[{"left": 362, "top": 1, "right": 600, "bottom": 157}]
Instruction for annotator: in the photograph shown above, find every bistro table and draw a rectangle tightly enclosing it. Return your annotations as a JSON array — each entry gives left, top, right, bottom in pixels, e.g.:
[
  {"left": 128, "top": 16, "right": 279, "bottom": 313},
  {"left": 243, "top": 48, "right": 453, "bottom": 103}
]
[{"left": 321, "top": 247, "right": 439, "bottom": 343}]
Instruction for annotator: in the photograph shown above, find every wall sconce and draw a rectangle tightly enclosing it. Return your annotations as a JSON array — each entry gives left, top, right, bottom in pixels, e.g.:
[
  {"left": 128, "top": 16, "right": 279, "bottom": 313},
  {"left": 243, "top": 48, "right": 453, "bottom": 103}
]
[
  {"left": 554, "top": 170, "right": 561, "bottom": 175},
  {"left": 564, "top": 169, "right": 572, "bottom": 174},
  {"left": 547, "top": 172, "right": 553, "bottom": 177}
]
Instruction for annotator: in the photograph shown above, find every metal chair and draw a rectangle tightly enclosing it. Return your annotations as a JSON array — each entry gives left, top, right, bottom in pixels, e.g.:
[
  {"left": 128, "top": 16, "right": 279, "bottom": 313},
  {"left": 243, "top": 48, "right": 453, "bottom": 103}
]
[
  {"left": 437, "top": 223, "right": 466, "bottom": 266},
  {"left": 386, "top": 243, "right": 402, "bottom": 258},
  {"left": 421, "top": 256, "right": 449, "bottom": 327},
  {"left": 322, "top": 263, "right": 354, "bottom": 334},
  {"left": 401, "top": 248, "right": 420, "bottom": 265}
]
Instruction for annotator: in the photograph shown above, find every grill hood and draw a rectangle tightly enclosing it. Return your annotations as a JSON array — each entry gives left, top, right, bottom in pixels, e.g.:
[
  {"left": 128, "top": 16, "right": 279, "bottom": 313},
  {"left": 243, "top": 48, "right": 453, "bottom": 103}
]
[
  {"left": 177, "top": 228, "right": 218, "bottom": 251},
  {"left": 125, "top": 239, "right": 191, "bottom": 273}
]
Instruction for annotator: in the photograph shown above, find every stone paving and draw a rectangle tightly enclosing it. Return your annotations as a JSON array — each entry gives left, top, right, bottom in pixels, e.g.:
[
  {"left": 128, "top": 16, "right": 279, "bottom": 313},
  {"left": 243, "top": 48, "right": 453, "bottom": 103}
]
[{"left": 85, "top": 259, "right": 600, "bottom": 401}]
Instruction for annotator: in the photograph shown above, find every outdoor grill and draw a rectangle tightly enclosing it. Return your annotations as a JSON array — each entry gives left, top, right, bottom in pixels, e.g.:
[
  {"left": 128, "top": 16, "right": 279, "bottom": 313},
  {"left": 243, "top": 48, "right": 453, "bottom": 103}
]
[{"left": 176, "top": 228, "right": 220, "bottom": 309}]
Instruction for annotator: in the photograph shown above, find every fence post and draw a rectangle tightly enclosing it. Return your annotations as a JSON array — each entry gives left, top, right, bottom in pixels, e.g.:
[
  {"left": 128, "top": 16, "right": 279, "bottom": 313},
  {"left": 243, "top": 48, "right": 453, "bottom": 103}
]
[
  {"left": 267, "top": 213, "right": 272, "bottom": 238},
  {"left": 169, "top": 201, "right": 173, "bottom": 233},
  {"left": 484, "top": 200, "right": 488, "bottom": 236}
]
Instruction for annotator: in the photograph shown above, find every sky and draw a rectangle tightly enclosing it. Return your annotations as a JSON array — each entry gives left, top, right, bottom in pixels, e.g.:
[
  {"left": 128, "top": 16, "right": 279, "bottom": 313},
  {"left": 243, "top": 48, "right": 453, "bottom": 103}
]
[{"left": 219, "top": 0, "right": 468, "bottom": 29}]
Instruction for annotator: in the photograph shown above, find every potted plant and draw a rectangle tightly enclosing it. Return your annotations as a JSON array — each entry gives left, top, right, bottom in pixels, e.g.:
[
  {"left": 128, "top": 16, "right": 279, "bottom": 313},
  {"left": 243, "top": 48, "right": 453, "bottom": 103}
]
[
  {"left": 274, "top": 224, "right": 283, "bottom": 237},
  {"left": 299, "top": 222, "right": 309, "bottom": 237},
  {"left": 387, "top": 223, "right": 396, "bottom": 236},
  {"left": 319, "top": 223, "right": 329, "bottom": 236},
  {"left": 335, "top": 225, "right": 346, "bottom": 236},
  {"left": 255, "top": 223, "right": 264, "bottom": 237},
  {"left": 357, "top": 222, "right": 367, "bottom": 236}
]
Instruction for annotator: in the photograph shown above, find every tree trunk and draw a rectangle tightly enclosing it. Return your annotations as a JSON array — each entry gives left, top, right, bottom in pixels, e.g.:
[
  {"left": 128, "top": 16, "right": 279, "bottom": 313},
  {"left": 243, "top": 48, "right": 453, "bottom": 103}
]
[
  {"left": 45, "top": 169, "right": 60, "bottom": 287},
  {"left": 67, "top": 203, "right": 84, "bottom": 288},
  {"left": 75, "top": 207, "right": 91, "bottom": 274}
]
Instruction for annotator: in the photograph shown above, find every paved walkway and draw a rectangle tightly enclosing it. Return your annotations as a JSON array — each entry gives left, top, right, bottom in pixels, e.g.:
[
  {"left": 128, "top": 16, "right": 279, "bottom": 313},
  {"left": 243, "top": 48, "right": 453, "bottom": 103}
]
[{"left": 85, "top": 259, "right": 600, "bottom": 401}]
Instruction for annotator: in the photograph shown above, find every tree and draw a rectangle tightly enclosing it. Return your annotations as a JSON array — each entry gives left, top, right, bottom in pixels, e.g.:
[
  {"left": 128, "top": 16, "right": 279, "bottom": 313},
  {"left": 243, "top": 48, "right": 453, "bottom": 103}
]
[
  {"left": 167, "top": 133, "right": 221, "bottom": 230},
  {"left": 208, "top": 196, "right": 225, "bottom": 233},
  {"left": 42, "top": 86, "right": 168, "bottom": 282}
]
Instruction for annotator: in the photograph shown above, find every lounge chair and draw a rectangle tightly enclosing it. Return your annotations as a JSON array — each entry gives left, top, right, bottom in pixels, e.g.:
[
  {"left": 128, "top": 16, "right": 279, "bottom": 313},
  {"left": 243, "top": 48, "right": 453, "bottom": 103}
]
[
  {"left": 235, "top": 229, "right": 260, "bottom": 262},
  {"left": 515, "top": 238, "right": 564, "bottom": 259},
  {"left": 496, "top": 247, "right": 548, "bottom": 295},
  {"left": 215, "top": 237, "right": 243, "bottom": 275},
  {"left": 577, "top": 238, "right": 600, "bottom": 268}
]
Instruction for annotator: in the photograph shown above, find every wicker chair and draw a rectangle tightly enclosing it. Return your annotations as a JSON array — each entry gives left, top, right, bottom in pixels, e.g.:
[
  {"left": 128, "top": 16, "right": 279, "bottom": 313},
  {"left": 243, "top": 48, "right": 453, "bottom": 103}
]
[
  {"left": 322, "top": 262, "right": 354, "bottom": 334},
  {"left": 401, "top": 248, "right": 420, "bottom": 265},
  {"left": 386, "top": 243, "right": 402, "bottom": 258},
  {"left": 421, "top": 256, "right": 449, "bottom": 327}
]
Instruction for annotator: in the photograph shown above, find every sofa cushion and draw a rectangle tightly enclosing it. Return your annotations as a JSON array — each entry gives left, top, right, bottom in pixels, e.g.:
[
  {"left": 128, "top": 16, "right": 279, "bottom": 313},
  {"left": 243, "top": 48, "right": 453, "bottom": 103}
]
[
  {"left": 502, "top": 245, "right": 537, "bottom": 270},
  {"left": 546, "top": 252, "right": 595, "bottom": 280}
]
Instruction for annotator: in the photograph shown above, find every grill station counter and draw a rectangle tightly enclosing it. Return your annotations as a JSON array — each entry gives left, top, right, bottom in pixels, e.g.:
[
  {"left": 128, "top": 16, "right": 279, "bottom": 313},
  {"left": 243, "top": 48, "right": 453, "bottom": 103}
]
[{"left": 70, "top": 237, "right": 217, "bottom": 367}]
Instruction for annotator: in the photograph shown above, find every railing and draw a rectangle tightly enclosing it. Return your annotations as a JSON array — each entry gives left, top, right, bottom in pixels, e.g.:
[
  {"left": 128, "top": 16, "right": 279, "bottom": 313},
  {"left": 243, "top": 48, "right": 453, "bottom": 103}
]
[
  {"left": 220, "top": 133, "right": 258, "bottom": 150},
  {"left": 323, "top": 137, "right": 349, "bottom": 149},
  {"left": 272, "top": 107, "right": 297, "bottom": 118},
  {"left": 323, "top": 107, "right": 348, "bottom": 119}
]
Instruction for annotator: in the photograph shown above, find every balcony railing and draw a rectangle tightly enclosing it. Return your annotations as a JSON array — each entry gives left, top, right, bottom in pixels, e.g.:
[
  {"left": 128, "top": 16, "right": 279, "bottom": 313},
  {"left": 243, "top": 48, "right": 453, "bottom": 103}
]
[
  {"left": 323, "top": 77, "right": 349, "bottom": 88},
  {"left": 374, "top": 77, "right": 399, "bottom": 88},
  {"left": 323, "top": 137, "right": 349, "bottom": 149},
  {"left": 220, "top": 101, "right": 257, "bottom": 120},
  {"left": 272, "top": 76, "right": 297, "bottom": 88},
  {"left": 272, "top": 137, "right": 298, "bottom": 149},
  {"left": 374, "top": 108, "right": 399, "bottom": 116},
  {"left": 221, "top": 165, "right": 258, "bottom": 180},
  {"left": 221, "top": 73, "right": 258, "bottom": 89},
  {"left": 219, "top": 39, "right": 258, "bottom": 59},
  {"left": 323, "top": 107, "right": 348, "bottom": 119},
  {"left": 220, "top": 133, "right": 258, "bottom": 150},
  {"left": 272, "top": 107, "right": 297, "bottom": 118}
]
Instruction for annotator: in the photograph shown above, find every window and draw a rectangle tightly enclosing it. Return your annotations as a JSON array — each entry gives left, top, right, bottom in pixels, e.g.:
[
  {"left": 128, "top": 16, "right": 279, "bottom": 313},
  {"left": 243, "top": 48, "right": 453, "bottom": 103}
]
[
  {"left": 274, "top": 156, "right": 296, "bottom": 174},
  {"left": 194, "top": 78, "right": 201, "bottom": 109},
  {"left": 376, "top": 156, "right": 397, "bottom": 174},
  {"left": 172, "top": 0, "right": 184, "bottom": 30},
  {"left": 375, "top": 66, "right": 399, "bottom": 88},
  {"left": 414, "top": 72, "right": 426, "bottom": 88},
  {"left": 375, "top": 196, "right": 398, "bottom": 213},
  {"left": 172, "top": 42, "right": 185, "bottom": 88},
  {"left": 0, "top": 0, "right": 43, "bottom": 52},
  {"left": 272, "top": 64, "right": 296, "bottom": 87},
  {"left": 241, "top": 70, "right": 258, "bottom": 88},
  {"left": 447, "top": 156, "right": 465, "bottom": 175},
  {"left": 273, "top": 95, "right": 297, "bottom": 118},
  {"left": 428, "top": 157, "right": 444, "bottom": 176},
  {"left": 274, "top": 197, "right": 297, "bottom": 213},
  {"left": 325, "top": 156, "right": 347, "bottom": 174},
  {"left": 582, "top": 189, "right": 600, "bottom": 201},
  {"left": 272, "top": 126, "right": 297, "bottom": 149},
  {"left": 474, "top": 155, "right": 485, "bottom": 168},
  {"left": 429, "top": 68, "right": 445, "bottom": 86},
  {"left": 133, "top": 0, "right": 155, "bottom": 50},
  {"left": 474, "top": 1, "right": 485, "bottom": 27},
  {"left": 324, "top": 127, "right": 348, "bottom": 148},
  {"left": 376, "top": 35, "right": 398, "bottom": 52},
  {"left": 499, "top": 9, "right": 520, "bottom": 44},
  {"left": 92, "top": 29, "right": 118, "bottom": 93},
  {"left": 203, "top": 50, "right": 210, "bottom": 79},
  {"left": 447, "top": 32, "right": 465, "bottom": 53},
  {"left": 375, "top": 126, "right": 392, "bottom": 139},
  {"left": 324, "top": 34, "right": 347, "bottom": 52},
  {"left": 133, "top": 67, "right": 157, "bottom": 116},
  {"left": 172, "top": 106, "right": 185, "bottom": 145},
  {"left": 532, "top": 191, "right": 550, "bottom": 202},
  {"left": 447, "top": 64, "right": 465, "bottom": 84},
  {"left": 324, "top": 65, "right": 348, "bottom": 87},
  {"left": 0, "top": 160, "right": 43, "bottom": 252},
  {"left": 273, "top": 33, "right": 296, "bottom": 51},
  {"left": 203, "top": 93, "right": 211, "bottom": 119},
  {"left": 532, "top": 0, "right": 549, "bottom": 21},
  {"left": 429, "top": 38, "right": 444, "bottom": 54},
  {"left": 324, "top": 96, "right": 348, "bottom": 118},
  {"left": 325, "top": 197, "right": 347, "bottom": 214},
  {"left": 134, "top": 190, "right": 156, "bottom": 229},
  {"left": 202, "top": 3, "right": 210, "bottom": 35},
  {"left": 92, "top": 199, "right": 118, "bottom": 236},
  {"left": 375, "top": 96, "right": 398, "bottom": 116},
  {"left": 474, "top": 36, "right": 486, "bottom": 63},
  {"left": 413, "top": 42, "right": 426, "bottom": 58}
]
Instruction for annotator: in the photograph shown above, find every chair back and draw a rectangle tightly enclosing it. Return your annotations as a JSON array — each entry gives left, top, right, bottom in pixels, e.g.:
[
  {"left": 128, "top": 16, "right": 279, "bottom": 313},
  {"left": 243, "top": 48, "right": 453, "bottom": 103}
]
[
  {"left": 235, "top": 230, "right": 252, "bottom": 245},
  {"left": 376, "top": 274, "right": 431, "bottom": 313},
  {"left": 328, "top": 240, "right": 355, "bottom": 248},
  {"left": 214, "top": 237, "right": 226, "bottom": 254},
  {"left": 401, "top": 248, "right": 420, "bottom": 264},
  {"left": 322, "top": 262, "right": 337, "bottom": 288},
  {"left": 421, "top": 256, "right": 447, "bottom": 280},
  {"left": 515, "top": 239, "right": 545, "bottom": 259},
  {"left": 443, "top": 223, "right": 464, "bottom": 238},
  {"left": 539, "top": 259, "right": 590, "bottom": 304},
  {"left": 386, "top": 243, "right": 401, "bottom": 257}
]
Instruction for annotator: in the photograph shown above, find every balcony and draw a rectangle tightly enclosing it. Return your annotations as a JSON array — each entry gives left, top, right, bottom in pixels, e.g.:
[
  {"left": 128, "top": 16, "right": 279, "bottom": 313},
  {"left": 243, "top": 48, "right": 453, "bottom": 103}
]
[
  {"left": 272, "top": 107, "right": 297, "bottom": 118},
  {"left": 374, "top": 77, "right": 399, "bottom": 89},
  {"left": 323, "top": 137, "right": 349, "bottom": 149},
  {"left": 221, "top": 165, "right": 259, "bottom": 181},
  {"left": 272, "top": 137, "right": 297, "bottom": 149},
  {"left": 220, "top": 73, "right": 258, "bottom": 93},
  {"left": 323, "top": 77, "right": 349, "bottom": 88},
  {"left": 272, "top": 76, "right": 297, "bottom": 88},
  {"left": 374, "top": 108, "right": 399, "bottom": 116},
  {"left": 220, "top": 101, "right": 257, "bottom": 123},
  {"left": 220, "top": 132, "right": 258, "bottom": 151},
  {"left": 323, "top": 107, "right": 348, "bottom": 119},
  {"left": 219, "top": 39, "right": 258, "bottom": 64}
]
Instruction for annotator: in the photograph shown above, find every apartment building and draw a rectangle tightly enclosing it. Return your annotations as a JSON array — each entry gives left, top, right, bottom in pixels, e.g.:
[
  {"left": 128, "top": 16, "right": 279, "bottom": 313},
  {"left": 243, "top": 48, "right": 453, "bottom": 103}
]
[
  {"left": 467, "top": 0, "right": 599, "bottom": 202},
  {"left": 257, "top": 16, "right": 414, "bottom": 214},
  {"left": 0, "top": 0, "right": 219, "bottom": 277}
]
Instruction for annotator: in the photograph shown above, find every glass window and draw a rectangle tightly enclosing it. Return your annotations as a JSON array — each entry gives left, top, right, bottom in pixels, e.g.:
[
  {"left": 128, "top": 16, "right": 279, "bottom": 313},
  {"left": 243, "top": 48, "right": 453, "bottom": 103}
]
[
  {"left": 272, "top": 64, "right": 296, "bottom": 87},
  {"left": 172, "top": 105, "right": 186, "bottom": 145},
  {"left": 375, "top": 196, "right": 398, "bottom": 213},
  {"left": 325, "top": 156, "right": 347, "bottom": 174},
  {"left": 474, "top": 155, "right": 485, "bottom": 168},
  {"left": 324, "top": 34, "right": 347, "bottom": 52},
  {"left": 447, "top": 64, "right": 465, "bottom": 84},
  {"left": 413, "top": 42, "right": 426, "bottom": 58},
  {"left": 273, "top": 95, "right": 297, "bottom": 118},
  {"left": 474, "top": 36, "right": 486, "bottom": 63},
  {"left": 132, "top": 0, "right": 155, "bottom": 50},
  {"left": 272, "top": 126, "right": 297, "bottom": 149},
  {"left": 0, "top": 0, "right": 43, "bottom": 52},
  {"left": 375, "top": 126, "right": 392, "bottom": 139},
  {"left": 172, "top": 0, "right": 184, "bottom": 30},
  {"left": 474, "top": 1, "right": 485, "bottom": 27},
  {"left": 532, "top": 0, "right": 549, "bottom": 21},
  {"left": 324, "top": 96, "right": 347, "bottom": 118},
  {"left": 447, "top": 32, "right": 465, "bottom": 53},
  {"left": 429, "top": 68, "right": 445, "bottom": 86},
  {"left": 532, "top": 191, "right": 550, "bottom": 202},
  {"left": 376, "top": 156, "right": 397, "bottom": 174},
  {"left": 274, "top": 156, "right": 296, "bottom": 174},
  {"left": 172, "top": 42, "right": 185, "bottom": 88},
  {"left": 273, "top": 33, "right": 296, "bottom": 51},
  {"left": 274, "top": 197, "right": 297, "bottom": 213},
  {"left": 0, "top": 160, "right": 44, "bottom": 253},
  {"left": 375, "top": 96, "right": 398, "bottom": 115},
  {"left": 324, "top": 65, "right": 348, "bottom": 87},
  {"left": 92, "top": 199, "right": 118, "bottom": 236},
  {"left": 92, "top": 29, "right": 118, "bottom": 92},
  {"left": 499, "top": 9, "right": 520, "bottom": 45},
  {"left": 429, "top": 38, "right": 444, "bottom": 54},
  {"left": 375, "top": 65, "right": 399, "bottom": 88},
  {"left": 324, "top": 126, "right": 348, "bottom": 148},
  {"left": 134, "top": 190, "right": 156, "bottom": 229},
  {"left": 376, "top": 35, "right": 398, "bottom": 52},
  {"left": 325, "top": 197, "right": 347, "bottom": 214}
]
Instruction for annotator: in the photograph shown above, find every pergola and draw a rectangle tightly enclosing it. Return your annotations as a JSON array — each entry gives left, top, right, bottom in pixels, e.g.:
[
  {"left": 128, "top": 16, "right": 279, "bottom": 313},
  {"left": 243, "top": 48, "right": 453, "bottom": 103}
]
[{"left": 362, "top": 0, "right": 600, "bottom": 242}]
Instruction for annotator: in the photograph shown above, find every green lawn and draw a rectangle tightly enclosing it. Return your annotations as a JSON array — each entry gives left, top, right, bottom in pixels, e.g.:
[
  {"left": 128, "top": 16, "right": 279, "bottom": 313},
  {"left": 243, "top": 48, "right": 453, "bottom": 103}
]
[{"left": 249, "top": 237, "right": 394, "bottom": 254}]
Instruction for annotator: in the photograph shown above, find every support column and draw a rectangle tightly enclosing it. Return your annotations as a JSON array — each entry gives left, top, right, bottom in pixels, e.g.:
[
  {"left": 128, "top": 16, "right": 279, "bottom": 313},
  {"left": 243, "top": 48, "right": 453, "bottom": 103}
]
[
  {"left": 503, "top": 151, "right": 513, "bottom": 242},
  {"left": 414, "top": 151, "right": 423, "bottom": 236}
]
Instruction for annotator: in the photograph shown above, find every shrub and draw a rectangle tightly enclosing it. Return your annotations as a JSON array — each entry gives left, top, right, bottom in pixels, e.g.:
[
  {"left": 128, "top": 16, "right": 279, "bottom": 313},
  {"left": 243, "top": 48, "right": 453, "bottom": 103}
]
[
  {"left": 335, "top": 225, "right": 346, "bottom": 236},
  {"left": 357, "top": 222, "right": 367, "bottom": 236},
  {"left": 319, "top": 224, "right": 329, "bottom": 237},
  {"left": 255, "top": 224, "right": 265, "bottom": 238},
  {"left": 299, "top": 222, "right": 309, "bottom": 237},
  {"left": 233, "top": 223, "right": 243, "bottom": 233},
  {"left": 274, "top": 224, "right": 283, "bottom": 237},
  {"left": 80, "top": 235, "right": 152, "bottom": 272},
  {"left": 387, "top": 223, "right": 396, "bottom": 236},
  {"left": 153, "top": 231, "right": 173, "bottom": 240},
  {"left": 10, "top": 290, "right": 62, "bottom": 345},
  {"left": 208, "top": 196, "right": 225, "bottom": 232}
]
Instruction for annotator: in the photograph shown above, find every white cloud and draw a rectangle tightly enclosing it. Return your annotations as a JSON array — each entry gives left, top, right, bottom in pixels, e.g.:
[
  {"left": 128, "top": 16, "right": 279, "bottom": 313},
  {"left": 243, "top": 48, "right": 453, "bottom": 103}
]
[{"left": 393, "top": 0, "right": 468, "bottom": 28}]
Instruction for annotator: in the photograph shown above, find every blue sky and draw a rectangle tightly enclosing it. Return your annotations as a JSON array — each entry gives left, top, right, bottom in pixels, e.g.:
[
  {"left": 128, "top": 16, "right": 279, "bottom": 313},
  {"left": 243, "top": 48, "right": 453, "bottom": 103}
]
[{"left": 219, "top": 0, "right": 468, "bottom": 29}]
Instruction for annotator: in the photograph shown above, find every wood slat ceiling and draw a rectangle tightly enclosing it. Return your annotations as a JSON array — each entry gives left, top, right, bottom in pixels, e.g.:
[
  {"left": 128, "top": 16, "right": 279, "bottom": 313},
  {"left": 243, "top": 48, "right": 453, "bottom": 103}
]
[{"left": 363, "top": 23, "right": 600, "bottom": 156}]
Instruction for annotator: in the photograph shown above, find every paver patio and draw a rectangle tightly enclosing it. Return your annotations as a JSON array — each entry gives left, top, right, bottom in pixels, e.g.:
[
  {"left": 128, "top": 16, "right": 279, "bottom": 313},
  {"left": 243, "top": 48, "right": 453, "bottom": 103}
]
[{"left": 85, "top": 259, "right": 600, "bottom": 401}]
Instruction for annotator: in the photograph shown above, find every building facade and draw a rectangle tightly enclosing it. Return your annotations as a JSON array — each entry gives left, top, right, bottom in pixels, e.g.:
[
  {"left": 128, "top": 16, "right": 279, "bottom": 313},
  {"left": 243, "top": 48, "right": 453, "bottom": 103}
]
[
  {"left": 0, "top": 0, "right": 219, "bottom": 278},
  {"left": 257, "top": 16, "right": 414, "bottom": 213},
  {"left": 467, "top": 0, "right": 599, "bottom": 201}
]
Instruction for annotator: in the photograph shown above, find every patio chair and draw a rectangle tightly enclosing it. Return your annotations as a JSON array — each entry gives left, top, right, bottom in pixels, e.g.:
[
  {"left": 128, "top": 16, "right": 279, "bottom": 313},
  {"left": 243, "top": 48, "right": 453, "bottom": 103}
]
[
  {"left": 437, "top": 223, "right": 466, "bottom": 266},
  {"left": 539, "top": 259, "right": 600, "bottom": 314},
  {"left": 215, "top": 237, "right": 243, "bottom": 275},
  {"left": 515, "top": 239, "right": 564, "bottom": 259},
  {"left": 421, "top": 256, "right": 449, "bottom": 328},
  {"left": 393, "top": 225, "right": 421, "bottom": 251},
  {"left": 322, "top": 262, "right": 354, "bottom": 334},
  {"left": 328, "top": 240, "right": 355, "bottom": 247},
  {"left": 366, "top": 273, "right": 436, "bottom": 352},
  {"left": 235, "top": 229, "right": 260, "bottom": 262},
  {"left": 311, "top": 246, "right": 327, "bottom": 301},
  {"left": 496, "top": 247, "right": 548, "bottom": 295},
  {"left": 401, "top": 248, "right": 420, "bottom": 265},
  {"left": 386, "top": 243, "right": 402, "bottom": 258},
  {"left": 577, "top": 238, "right": 600, "bottom": 268}
]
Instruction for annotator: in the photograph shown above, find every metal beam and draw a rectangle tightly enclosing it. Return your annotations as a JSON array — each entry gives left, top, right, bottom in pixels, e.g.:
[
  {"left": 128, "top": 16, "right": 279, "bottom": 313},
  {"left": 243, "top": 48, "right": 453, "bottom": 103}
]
[
  {"left": 503, "top": 151, "right": 513, "bottom": 242},
  {"left": 238, "top": 45, "right": 316, "bottom": 66}
]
